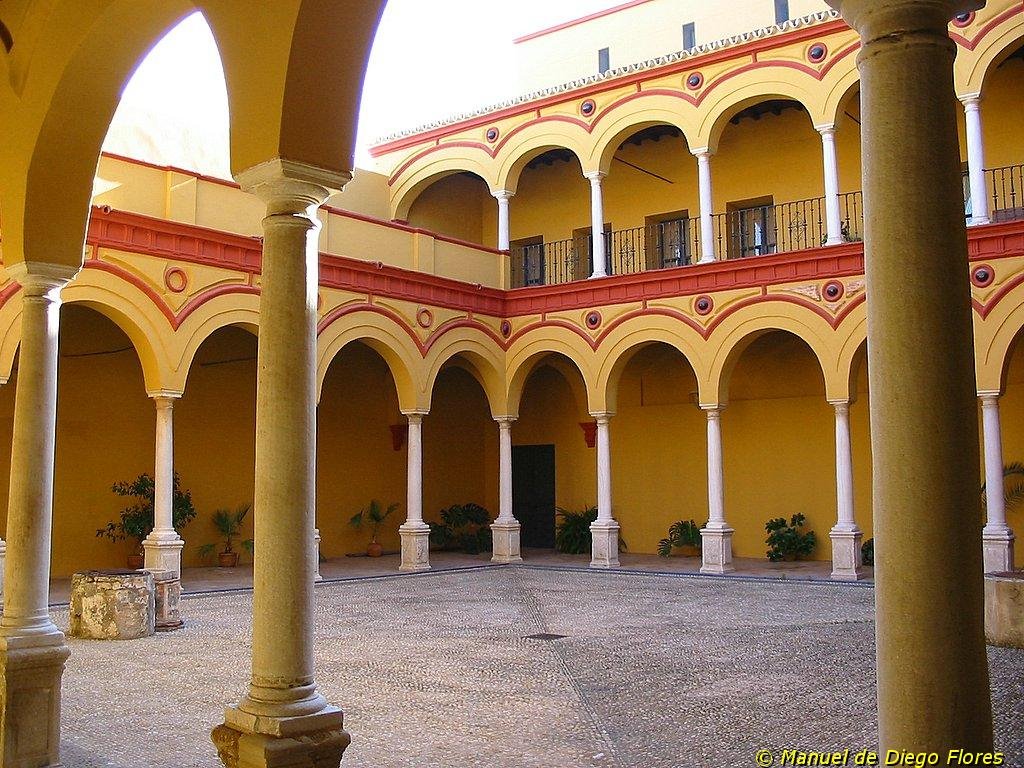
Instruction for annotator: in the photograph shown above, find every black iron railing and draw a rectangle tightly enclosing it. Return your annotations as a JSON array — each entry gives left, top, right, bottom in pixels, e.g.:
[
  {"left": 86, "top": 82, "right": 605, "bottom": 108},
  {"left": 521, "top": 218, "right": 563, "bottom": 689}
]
[{"left": 988, "top": 164, "right": 1024, "bottom": 223}]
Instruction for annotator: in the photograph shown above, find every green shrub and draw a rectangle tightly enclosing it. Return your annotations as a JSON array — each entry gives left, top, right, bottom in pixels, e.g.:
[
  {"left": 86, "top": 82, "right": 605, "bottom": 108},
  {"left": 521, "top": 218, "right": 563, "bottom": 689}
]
[
  {"left": 198, "top": 504, "right": 253, "bottom": 559},
  {"left": 429, "top": 503, "right": 492, "bottom": 554},
  {"left": 861, "top": 538, "right": 874, "bottom": 567},
  {"left": 349, "top": 500, "right": 400, "bottom": 544},
  {"left": 555, "top": 506, "right": 627, "bottom": 554},
  {"left": 96, "top": 472, "right": 197, "bottom": 553},
  {"left": 764, "top": 513, "right": 817, "bottom": 562},
  {"left": 657, "top": 520, "right": 704, "bottom": 557}
]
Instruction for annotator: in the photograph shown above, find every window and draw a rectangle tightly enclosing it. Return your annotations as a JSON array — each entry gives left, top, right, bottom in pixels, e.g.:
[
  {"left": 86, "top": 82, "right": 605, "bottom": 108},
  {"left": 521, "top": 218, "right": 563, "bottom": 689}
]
[
  {"left": 645, "top": 211, "right": 692, "bottom": 269},
  {"left": 727, "top": 198, "right": 776, "bottom": 258},
  {"left": 598, "top": 47, "right": 611, "bottom": 74},
  {"left": 774, "top": 0, "right": 789, "bottom": 23},
  {"left": 682, "top": 22, "right": 696, "bottom": 50}
]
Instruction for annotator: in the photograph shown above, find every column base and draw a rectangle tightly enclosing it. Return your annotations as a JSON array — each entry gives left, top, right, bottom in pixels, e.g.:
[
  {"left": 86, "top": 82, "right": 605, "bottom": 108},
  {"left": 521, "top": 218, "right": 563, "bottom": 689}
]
[
  {"left": 697, "top": 255, "right": 716, "bottom": 265},
  {"left": 399, "top": 522, "right": 431, "bottom": 572},
  {"left": 313, "top": 529, "right": 323, "bottom": 583},
  {"left": 825, "top": 236, "right": 844, "bottom": 247},
  {"left": 969, "top": 216, "right": 991, "bottom": 227},
  {"left": 490, "top": 520, "right": 523, "bottom": 563},
  {"left": 213, "top": 706, "right": 349, "bottom": 768},
  {"left": 588, "top": 272, "right": 608, "bottom": 280},
  {"left": 700, "top": 526, "right": 735, "bottom": 574},
  {"left": 590, "top": 521, "right": 621, "bottom": 569},
  {"left": 142, "top": 533, "right": 184, "bottom": 580},
  {"left": 983, "top": 526, "right": 1015, "bottom": 574},
  {"left": 0, "top": 632, "right": 71, "bottom": 768},
  {"left": 152, "top": 571, "right": 183, "bottom": 631},
  {"left": 829, "top": 525, "right": 866, "bottom": 581}
]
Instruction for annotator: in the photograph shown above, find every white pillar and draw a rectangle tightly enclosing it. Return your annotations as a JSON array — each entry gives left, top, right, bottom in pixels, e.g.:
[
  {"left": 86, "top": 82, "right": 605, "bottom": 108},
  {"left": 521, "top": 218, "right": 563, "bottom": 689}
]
[
  {"left": 213, "top": 161, "right": 349, "bottom": 768},
  {"left": 962, "top": 95, "right": 990, "bottom": 226},
  {"left": 818, "top": 124, "right": 844, "bottom": 245},
  {"left": 491, "top": 417, "right": 522, "bottom": 563},
  {"left": 493, "top": 190, "right": 513, "bottom": 251},
  {"left": 590, "top": 412, "right": 620, "bottom": 568},
  {"left": 0, "top": 538, "right": 5, "bottom": 599},
  {"left": 143, "top": 392, "right": 184, "bottom": 578},
  {"left": 700, "top": 406, "right": 734, "bottom": 573},
  {"left": 0, "top": 264, "right": 76, "bottom": 768},
  {"left": 400, "top": 410, "right": 430, "bottom": 572},
  {"left": 693, "top": 149, "right": 716, "bottom": 263},
  {"left": 584, "top": 171, "right": 608, "bottom": 278},
  {"left": 981, "top": 393, "right": 1015, "bottom": 572},
  {"left": 829, "top": 400, "right": 865, "bottom": 580},
  {"left": 313, "top": 528, "right": 322, "bottom": 582}
]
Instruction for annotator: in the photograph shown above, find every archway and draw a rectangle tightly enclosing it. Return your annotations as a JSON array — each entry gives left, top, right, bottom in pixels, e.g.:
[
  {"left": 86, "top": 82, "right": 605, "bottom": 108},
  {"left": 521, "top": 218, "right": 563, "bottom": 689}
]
[
  {"left": 405, "top": 170, "right": 495, "bottom": 247},
  {"left": 996, "top": 327, "right": 1024, "bottom": 565}
]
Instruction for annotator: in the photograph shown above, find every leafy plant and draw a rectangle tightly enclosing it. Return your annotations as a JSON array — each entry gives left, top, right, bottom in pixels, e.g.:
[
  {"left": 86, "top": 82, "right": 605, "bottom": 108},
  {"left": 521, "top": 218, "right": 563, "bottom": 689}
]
[
  {"left": 96, "top": 472, "right": 197, "bottom": 553},
  {"left": 198, "top": 504, "right": 253, "bottom": 559},
  {"left": 765, "top": 513, "right": 817, "bottom": 562},
  {"left": 657, "top": 519, "right": 705, "bottom": 557},
  {"left": 349, "top": 500, "right": 401, "bottom": 544},
  {"left": 555, "top": 505, "right": 627, "bottom": 554},
  {"left": 981, "top": 462, "right": 1024, "bottom": 517},
  {"left": 862, "top": 538, "right": 874, "bottom": 567},
  {"left": 429, "top": 503, "right": 492, "bottom": 554}
]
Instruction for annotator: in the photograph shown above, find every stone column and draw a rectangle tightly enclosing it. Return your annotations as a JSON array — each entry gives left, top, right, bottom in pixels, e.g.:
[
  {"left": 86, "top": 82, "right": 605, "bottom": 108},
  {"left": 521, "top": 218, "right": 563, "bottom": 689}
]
[
  {"left": 212, "top": 161, "right": 349, "bottom": 768},
  {"left": 818, "top": 124, "right": 844, "bottom": 245},
  {"left": 980, "top": 393, "right": 1015, "bottom": 572},
  {"left": 584, "top": 171, "right": 609, "bottom": 278},
  {"left": 399, "top": 410, "right": 430, "bottom": 572},
  {"left": 0, "top": 264, "right": 76, "bottom": 768},
  {"left": 313, "top": 528, "right": 323, "bottom": 582},
  {"left": 491, "top": 417, "right": 522, "bottom": 563},
  {"left": 829, "top": 400, "right": 864, "bottom": 580},
  {"left": 0, "top": 539, "right": 5, "bottom": 599},
  {"left": 493, "top": 190, "right": 513, "bottom": 251},
  {"left": 590, "top": 412, "right": 620, "bottom": 568},
  {"left": 962, "top": 94, "right": 990, "bottom": 226},
  {"left": 693, "top": 149, "right": 716, "bottom": 263},
  {"left": 700, "top": 406, "right": 734, "bottom": 574},
  {"left": 143, "top": 393, "right": 185, "bottom": 574},
  {"left": 827, "top": 0, "right": 993, "bottom": 754}
]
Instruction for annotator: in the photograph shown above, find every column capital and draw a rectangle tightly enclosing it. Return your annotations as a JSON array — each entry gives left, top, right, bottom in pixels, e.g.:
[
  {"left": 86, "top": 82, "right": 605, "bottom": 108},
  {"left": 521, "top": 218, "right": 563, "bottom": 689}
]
[
  {"left": 402, "top": 409, "right": 429, "bottom": 422},
  {"left": 691, "top": 147, "right": 714, "bottom": 159},
  {"left": 960, "top": 92, "right": 982, "bottom": 108},
  {"left": 700, "top": 404, "right": 725, "bottom": 415},
  {"left": 978, "top": 391, "right": 1001, "bottom": 406},
  {"left": 494, "top": 415, "right": 518, "bottom": 426},
  {"left": 147, "top": 389, "right": 183, "bottom": 404},
  {"left": 491, "top": 189, "right": 515, "bottom": 202},
  {"left": 7, "top": 262, "right": 78, "bottom": 295},
  {"left": 584, "top": 170, "right": 607, "bottom": 183},
  {"left": 235, "top": 158, "right": 349, "bottom": 212},
  {"left": 815, "top": 123, "right": 837, "bottom": 136},
  {"left": 828, "top": 398, "right": 853, "bottom": 410},
  {"left": 589, "top": 410, "right": 614, "bottom": 423},
  {"left": 827, "top": 0, "right": 984, "bottom": 41}
]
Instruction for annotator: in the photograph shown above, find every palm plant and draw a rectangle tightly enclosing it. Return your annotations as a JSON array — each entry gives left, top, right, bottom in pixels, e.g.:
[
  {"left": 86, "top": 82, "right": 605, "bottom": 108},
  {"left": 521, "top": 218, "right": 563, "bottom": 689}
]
[
  {"left": 349, "top": 500, "right": 400, "bottom": 545},
  {"left": 657, "top": 519, "right": 704, "bottom": 557},
  {"left": 198, "top": 504, "right": 253, "bottom": 560}
]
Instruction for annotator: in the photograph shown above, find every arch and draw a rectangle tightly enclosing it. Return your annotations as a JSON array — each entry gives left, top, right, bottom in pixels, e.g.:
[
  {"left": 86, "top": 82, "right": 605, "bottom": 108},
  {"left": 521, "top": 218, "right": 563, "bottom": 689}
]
[
  {"left": 0, "top": 286, "right": 23, "bottom": 383},
  {"left": 586, "top": 105, "right": 697, "bottom": 176},
  {"left": 695, "top": 79, "right": 822, "bottom": 153},
  {"left": 819, "top": 70, "right": 861, "bottom": 130},
  {"left": 595, "top": 317, "right": 709, "bottom": 412},
  {"left": 974, "top": 279, "right": 1024, "bottom": 394},
  {"left": 390, "top": 157, "right": 497, "bottom": 221},
  {"left": 316, "top": 311, "right": 422, "bottom": 413},
  {"left": 955, "top": 14, "right": 1024, "bottom": 96},
  {"left": 705, "top": 304, "right": 838, "bottom": 406},
  {"left": 494, "top": 127, "right": 589, "bottom": 193},
  {"left": 422, "top": 330, "right": 507, "bottom": 417},
  {"left": 169, "top": 292, "right": 261, "bottom": 394},
  {"left": 833, "top": 309, "right": 868, "bottom": 403},
  {"left": 506, "top": 329, "right": 598, "bottom": 417}
]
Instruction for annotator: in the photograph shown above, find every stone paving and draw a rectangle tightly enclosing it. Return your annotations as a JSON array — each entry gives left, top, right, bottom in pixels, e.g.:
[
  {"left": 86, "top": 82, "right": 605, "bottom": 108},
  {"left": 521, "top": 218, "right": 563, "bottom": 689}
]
[{"left": 56, "top": 567, "right": 1022, "bottom": 768}]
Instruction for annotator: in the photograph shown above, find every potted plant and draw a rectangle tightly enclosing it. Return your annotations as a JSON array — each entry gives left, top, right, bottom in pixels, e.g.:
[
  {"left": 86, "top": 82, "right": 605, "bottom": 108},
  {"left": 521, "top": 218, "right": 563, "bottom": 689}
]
[
  {"left": 96, "top": 472, "right": 197, "bottom": 568},
  {"left": 198, "top": 505, "right": 253, "bottom": 567},
  {"left": 428, "top": 503, "right": 493, "bottom": 554},
  {"left": 554, "top": 505, "right": 627, "bottom": 554},
  {"left": 349, "top": 500, "right": 400, "bottom": 557},
  {"left": 765, "top": 513, "right": 817, "bottom": 562},
  {"left": 658, "top": 519, "right": 704, "bottom": 557}
]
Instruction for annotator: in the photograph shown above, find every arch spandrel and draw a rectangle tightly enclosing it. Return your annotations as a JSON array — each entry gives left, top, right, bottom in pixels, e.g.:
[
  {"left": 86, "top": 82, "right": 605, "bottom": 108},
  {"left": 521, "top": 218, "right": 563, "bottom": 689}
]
[
  {"left": 505, "top": 328, "right": 599, "bottom": 417},
  {"left": 953, "top": 8, "right": 1024, "bottom": 97},
  {"left": 585, "top": 104, "right": 698, "bottom": 176},
  {"left": 422, "top": 330, "right": 508, "bottom": 418},
  {"left": 170, "top": 294, "right": 262, "bottom": 394},
  {"left": 390, "top": 157, "right": 497, "bottom": 222},
  {"left": 494, "top": 127, "right": 590, "bottom": 194}
]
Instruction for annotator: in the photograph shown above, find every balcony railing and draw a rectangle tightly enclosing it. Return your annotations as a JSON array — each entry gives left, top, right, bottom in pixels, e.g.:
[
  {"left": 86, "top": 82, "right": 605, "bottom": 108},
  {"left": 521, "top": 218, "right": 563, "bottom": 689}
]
[
  {"left": 988, "top": 164, "right": 1024, "bottom": 223},
  {"left": 508, "top": 191, "right": 867, "bottom": 289}
]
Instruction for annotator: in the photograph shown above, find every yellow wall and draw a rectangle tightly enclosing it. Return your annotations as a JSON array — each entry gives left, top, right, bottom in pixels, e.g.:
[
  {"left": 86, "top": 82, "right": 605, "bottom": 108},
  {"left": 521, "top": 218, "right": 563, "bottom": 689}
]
[
  {"left": 407, "top": 173, "right": 491, "bottom": 246},
  {"left": 995, "top": 337, "right": 1024, "bottom": 564}
]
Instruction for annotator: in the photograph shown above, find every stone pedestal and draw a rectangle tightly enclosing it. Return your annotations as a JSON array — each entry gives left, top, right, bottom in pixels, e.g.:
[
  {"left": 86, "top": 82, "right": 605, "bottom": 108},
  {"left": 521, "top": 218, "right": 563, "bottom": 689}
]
[
  {"left": 830, "top": 526, "right": 866, "bottom": 581},
  {"left": 399, "top": 522, "right": 431, "bottom": 572},
  {"left": 152, "top": 571, "right": 183, "bottom": 632},
  {"left": 490, "top": 520, "right": 522, "bottom": 563},
  {"left": 983, "top": 529, "right": 1015, "bottom": 574},
  {"left": 985, "top": 573, "right": 1024, "bottom": 648},
  {"left": 313, "top": 528, "right": 323, "bottom": 583},
  {"left": 212, "top": 719, "right": 350, "bottom": 768},
  {"left": 69, "top": 570, "right": 155, "bottom": 640},
  {"left": 142, "top": 535, "right": 184, "bottom": 580},
  {"left": 0, "top": 638, "right": 71, "bottom": 767},
  {"left": 590, "top": 521, "right": 620, "bottom": 569},
  {"left": 700, "top": 526, "right": 735, "bottom": 574}
]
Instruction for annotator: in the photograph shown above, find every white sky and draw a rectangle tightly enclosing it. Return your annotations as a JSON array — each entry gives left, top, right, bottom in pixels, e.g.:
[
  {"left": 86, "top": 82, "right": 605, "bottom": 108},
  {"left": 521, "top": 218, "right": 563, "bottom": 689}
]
[{"left": 103, "top": 0, "right": 614, "bottom": 179}]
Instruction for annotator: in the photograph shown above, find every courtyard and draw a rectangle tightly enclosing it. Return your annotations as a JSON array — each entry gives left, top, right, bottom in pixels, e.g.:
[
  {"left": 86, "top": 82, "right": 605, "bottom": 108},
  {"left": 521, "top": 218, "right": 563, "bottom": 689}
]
[{"left": 57, "top": 567, "right": 1024, "bottom": 768}]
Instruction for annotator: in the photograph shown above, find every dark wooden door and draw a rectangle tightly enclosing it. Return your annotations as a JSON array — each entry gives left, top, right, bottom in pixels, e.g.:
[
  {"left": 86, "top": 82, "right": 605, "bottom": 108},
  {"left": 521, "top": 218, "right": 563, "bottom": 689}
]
[{"left": 513, "top": 444, "right": 556, "bottom": 549}]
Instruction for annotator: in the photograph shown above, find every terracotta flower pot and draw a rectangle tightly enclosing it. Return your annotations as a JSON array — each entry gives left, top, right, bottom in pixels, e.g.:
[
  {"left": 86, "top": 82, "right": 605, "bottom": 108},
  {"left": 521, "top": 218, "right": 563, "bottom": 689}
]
[
  {"left": 126, "top": 553, "right": 145, "bottom": 570},
  {"left": 218, "top": 551, "right": 239, "bottom": 568},
  {"left": 366, "top": 542, "right": 384, "bottom": 558},
  {"left": 679, "top": 544, "right": 701, "bottom": 558}
]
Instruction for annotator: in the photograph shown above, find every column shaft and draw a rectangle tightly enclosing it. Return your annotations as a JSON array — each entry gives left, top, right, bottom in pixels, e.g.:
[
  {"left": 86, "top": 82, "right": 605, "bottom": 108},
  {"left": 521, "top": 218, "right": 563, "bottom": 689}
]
[
  {"left": 494, "top": 191, "right": 512, "bottom": 251},
  {"left": 144, "top": 394, "right": 185, "bottom": 581},
  {"left": 695, "top": 150, "right": 716, "bottom": 263},
  {"left": 819, "top": 125, "right": 844, "bottom": 245},
  {"left": 831, "top": 0, "right": 992, "bottom": 752},
  {"left": 590, "top": 413, "right": 619, "bottom": 568},
  {"left": 981, "top": 394, "right": 1015, "bottom": 573},
  {"left": 491, "top": 418, "right": 522, "bottom": 563},
  {"left": 400, "top": 412, "right": 430, "bottom": 572},
  {"left": 700, "top": 406, "right": 734, "bottom": 574},
  {"left": 830, "top": 401, "right": 864, "bottom": 581},
  {"left": 585, "top": 172, "right": 608, "bottom": 278},
  {"left": 963, "top": 96, "right": 990, "bottom": 226}
]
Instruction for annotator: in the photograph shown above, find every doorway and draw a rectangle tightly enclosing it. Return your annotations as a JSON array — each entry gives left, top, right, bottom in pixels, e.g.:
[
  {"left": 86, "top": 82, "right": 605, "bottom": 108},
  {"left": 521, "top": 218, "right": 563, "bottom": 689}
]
[{"left": 512, "top": 444, "right": 556, "bottom": 549}]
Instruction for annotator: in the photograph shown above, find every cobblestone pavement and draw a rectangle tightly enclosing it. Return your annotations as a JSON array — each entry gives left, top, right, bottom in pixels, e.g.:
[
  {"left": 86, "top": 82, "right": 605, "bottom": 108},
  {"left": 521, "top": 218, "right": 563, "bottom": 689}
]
[{"left": 57, "top": 567, "right": 1023, "bottom": 768}]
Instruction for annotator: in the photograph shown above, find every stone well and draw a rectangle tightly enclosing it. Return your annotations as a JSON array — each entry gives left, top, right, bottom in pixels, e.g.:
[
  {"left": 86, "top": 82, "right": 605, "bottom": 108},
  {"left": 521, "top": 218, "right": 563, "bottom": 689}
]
[
  {"left": 69, "top": 569, "right": 155, "bottom": 640},
  {"left": 985, "top": 572, "right": 1024, "bottom": 649}
]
